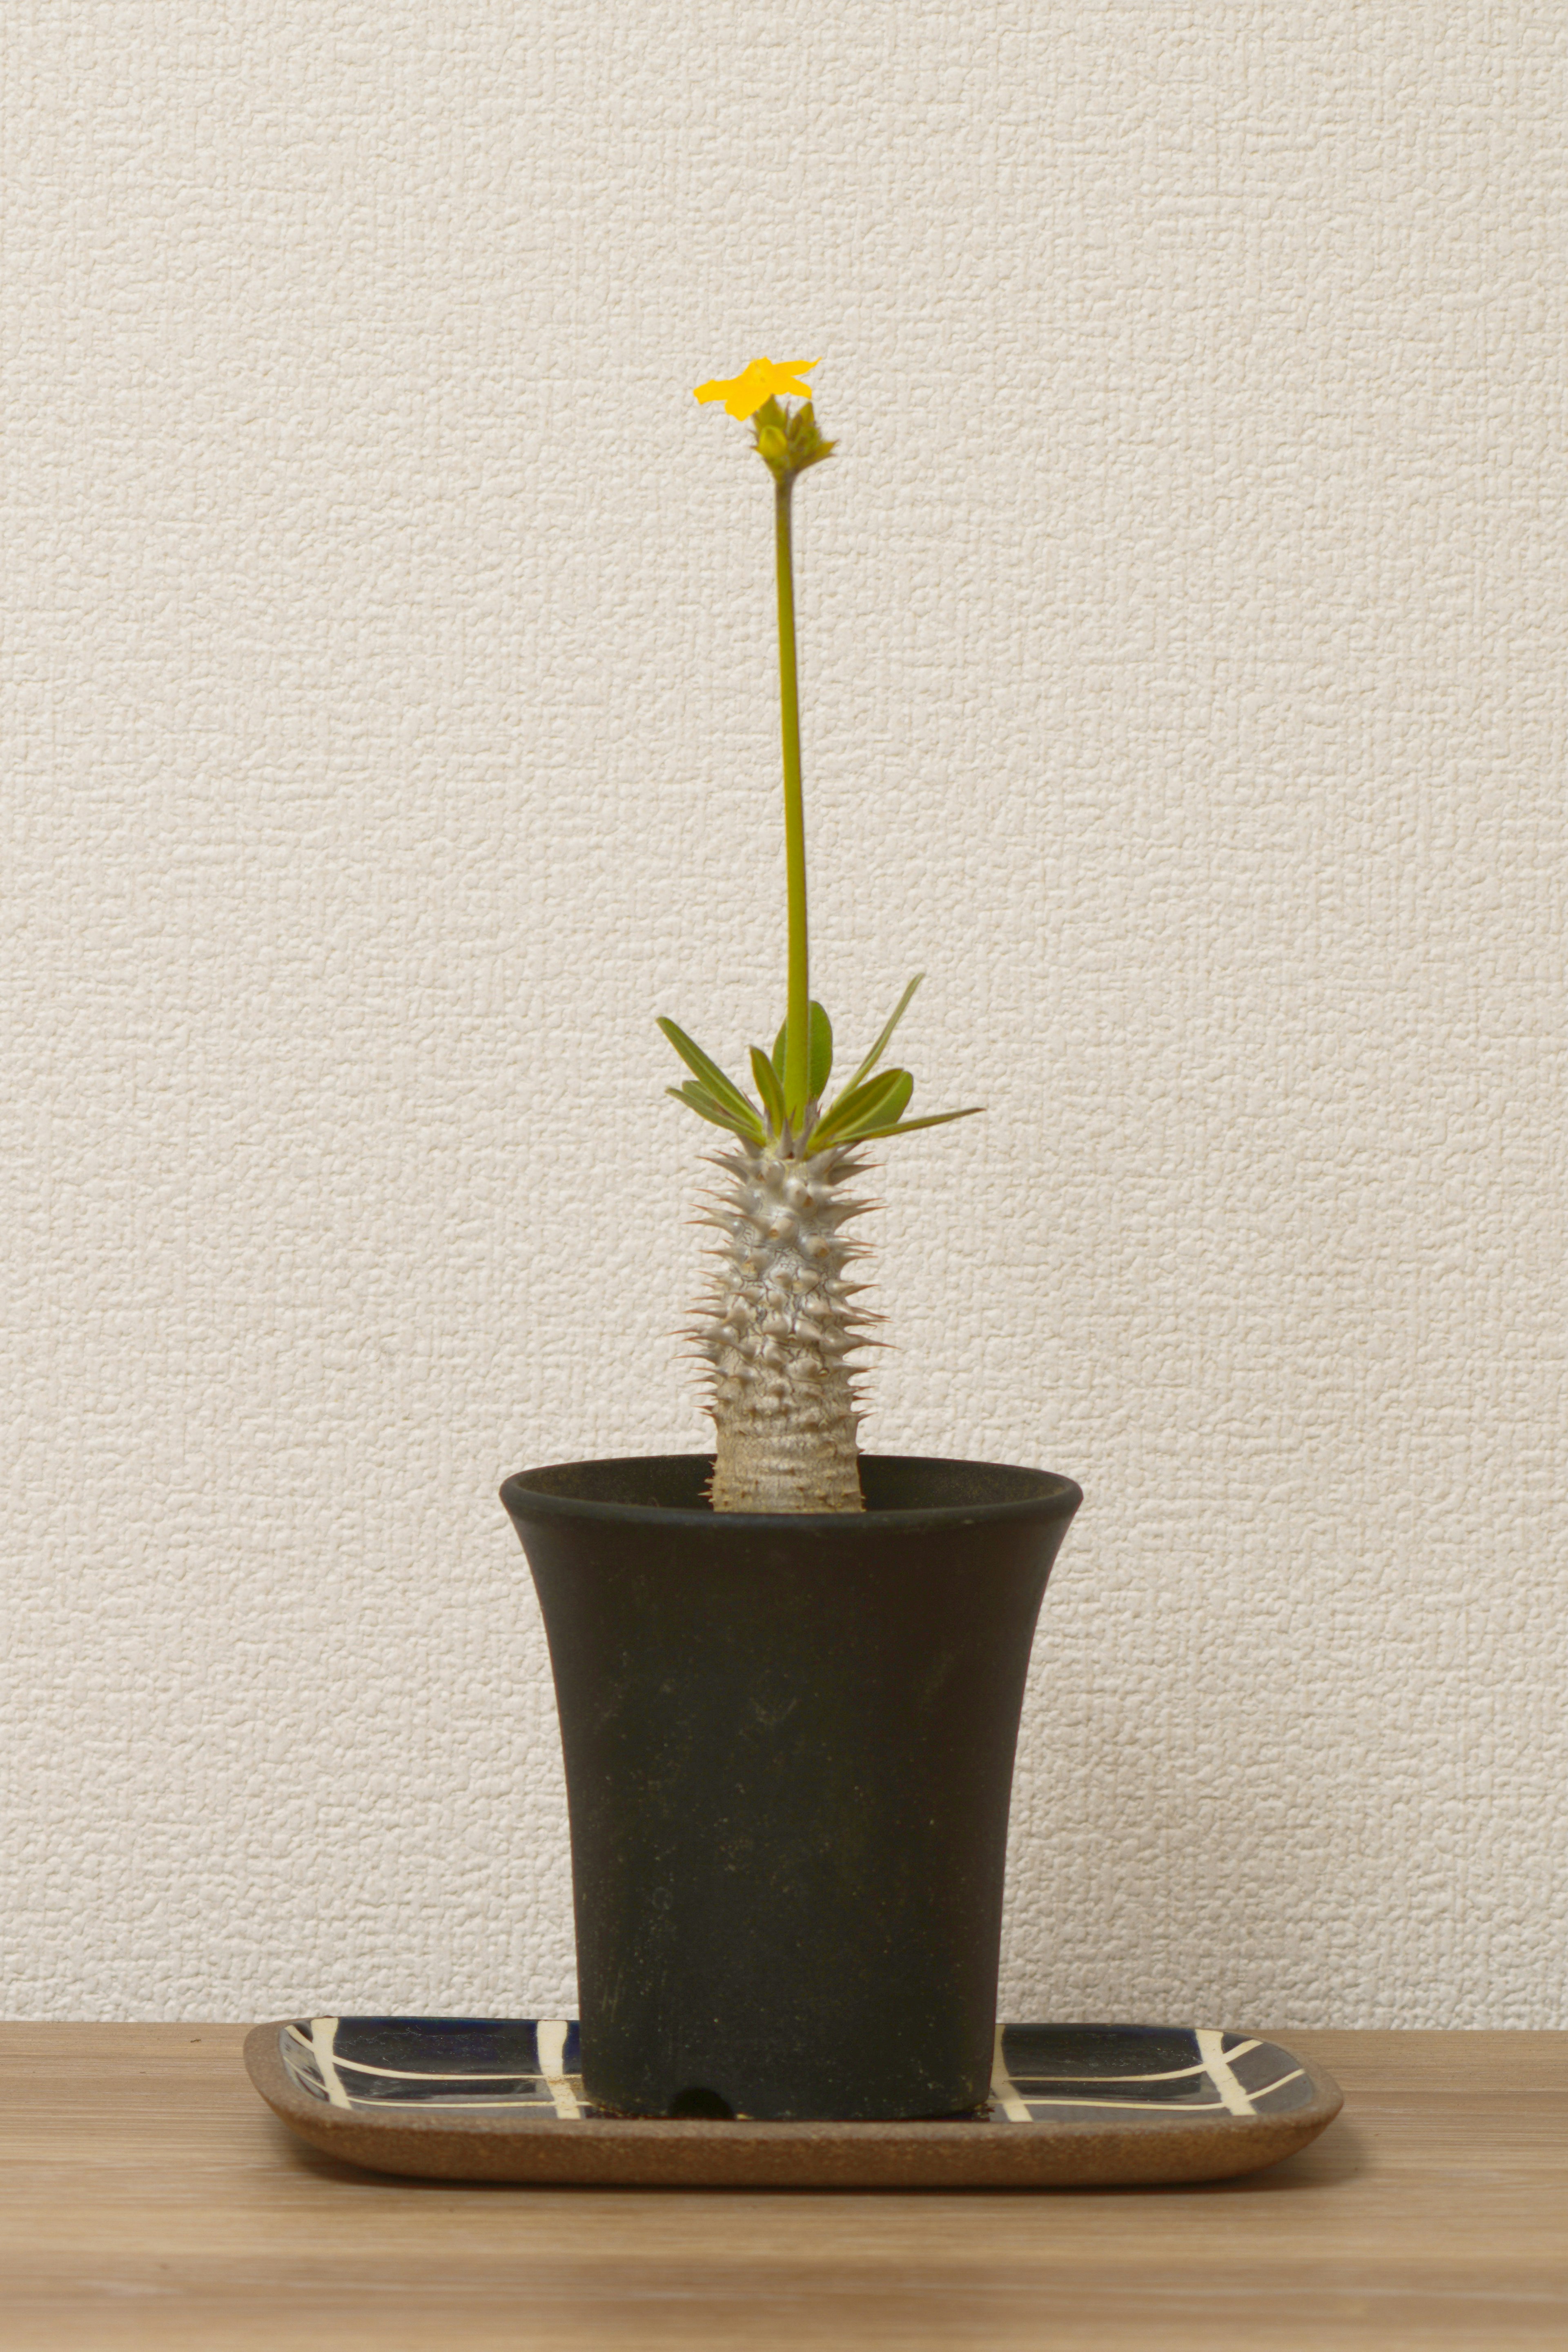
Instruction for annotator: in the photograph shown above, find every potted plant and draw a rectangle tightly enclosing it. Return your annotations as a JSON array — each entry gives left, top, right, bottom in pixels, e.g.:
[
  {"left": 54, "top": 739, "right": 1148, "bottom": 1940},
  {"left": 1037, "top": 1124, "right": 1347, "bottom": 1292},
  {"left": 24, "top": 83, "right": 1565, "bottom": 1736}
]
[{"left": 501, "top": 357, "right": 1081, "bottom": 2122}]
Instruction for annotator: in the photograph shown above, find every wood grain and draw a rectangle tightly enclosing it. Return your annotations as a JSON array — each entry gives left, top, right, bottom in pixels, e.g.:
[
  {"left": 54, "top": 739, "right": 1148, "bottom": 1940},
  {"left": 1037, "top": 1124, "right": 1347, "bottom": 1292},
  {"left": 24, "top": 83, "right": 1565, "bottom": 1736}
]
[{"left": 1, "top": 2027, "right": 1564, "bottom": 2350}]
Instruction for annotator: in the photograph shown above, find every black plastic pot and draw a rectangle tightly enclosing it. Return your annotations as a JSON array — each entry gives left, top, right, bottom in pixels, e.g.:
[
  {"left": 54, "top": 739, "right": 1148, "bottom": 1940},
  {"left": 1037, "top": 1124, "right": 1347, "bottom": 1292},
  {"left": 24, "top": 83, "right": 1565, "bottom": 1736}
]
[{"left": 500, "top": 1452, "right": 1081, "bottom": 2121}]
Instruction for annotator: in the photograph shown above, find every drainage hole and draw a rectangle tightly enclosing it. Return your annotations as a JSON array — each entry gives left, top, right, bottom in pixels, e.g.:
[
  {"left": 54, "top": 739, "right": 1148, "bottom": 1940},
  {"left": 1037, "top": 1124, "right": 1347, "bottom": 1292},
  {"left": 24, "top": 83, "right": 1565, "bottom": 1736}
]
[{"left": 668, "top": 2085, "right": 734, "bottom": 2120}]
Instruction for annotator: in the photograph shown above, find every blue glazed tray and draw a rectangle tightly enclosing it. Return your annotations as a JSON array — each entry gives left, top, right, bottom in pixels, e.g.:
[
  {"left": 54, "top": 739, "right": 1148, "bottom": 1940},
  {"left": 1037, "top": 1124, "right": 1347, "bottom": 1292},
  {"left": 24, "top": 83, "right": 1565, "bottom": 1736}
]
[{"left": 246, "top": 2017, "right": 1341, "bottom": 2187}]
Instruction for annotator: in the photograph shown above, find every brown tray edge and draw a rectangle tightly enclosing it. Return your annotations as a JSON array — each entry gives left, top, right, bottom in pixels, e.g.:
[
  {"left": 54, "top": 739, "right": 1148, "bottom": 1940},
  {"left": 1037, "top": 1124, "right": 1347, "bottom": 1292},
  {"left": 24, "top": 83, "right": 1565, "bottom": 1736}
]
[{"left": 244, "top": 2023, "right": 1344, "bottom": 2189}]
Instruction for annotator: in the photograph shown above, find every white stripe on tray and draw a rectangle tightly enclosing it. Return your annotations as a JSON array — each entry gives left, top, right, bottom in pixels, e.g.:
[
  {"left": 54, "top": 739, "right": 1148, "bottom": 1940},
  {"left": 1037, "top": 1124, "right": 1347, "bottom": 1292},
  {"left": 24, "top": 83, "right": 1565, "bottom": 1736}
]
[
  {"left": 285, "top": 2022, "right": 573, "bottom": 2088},
  {"left": 535, "top": 2019, "right": 583, "bottom": 2119},
  {"left": 309, "top": 2018, "right": 352, "bottom": 2110},
  {"left": 324, "top": 2055, "right": 559, "bottom": 2083},
  {"left": 990, "top": 2024, "right": 1032, "bottom": 2121},
  {"left": 1018, "top": 2095, "right": 1236, "bottom": 2114},
  {"left": 346, "top": 2096, "right": 558, "bottom": 2112},
  {"left": 1245, "top": 2068, "right": 1305, "bottom": 2104},
  {"left": 1196, "top": 2028, "right": 1256, "bottom": 2116},
  {"left": 1006, "top": 2041, "right": 1262, "bottom": 2089}
]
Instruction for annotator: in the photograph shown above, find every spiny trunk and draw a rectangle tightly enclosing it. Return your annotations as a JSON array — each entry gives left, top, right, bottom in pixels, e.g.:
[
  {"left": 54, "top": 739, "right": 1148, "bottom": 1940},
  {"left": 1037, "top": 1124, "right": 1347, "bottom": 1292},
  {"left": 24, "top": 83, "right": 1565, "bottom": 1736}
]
[{"left": 692, "top": 1137, "right": 876, "bottom": 1512}]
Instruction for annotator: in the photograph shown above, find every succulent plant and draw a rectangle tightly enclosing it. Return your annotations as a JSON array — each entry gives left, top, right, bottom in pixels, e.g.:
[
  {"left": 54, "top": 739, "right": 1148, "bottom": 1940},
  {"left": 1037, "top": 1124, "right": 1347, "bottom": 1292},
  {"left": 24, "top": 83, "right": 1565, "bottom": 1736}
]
[{"left": 666, "top": 359, "right": 980, "bottom": 1511}]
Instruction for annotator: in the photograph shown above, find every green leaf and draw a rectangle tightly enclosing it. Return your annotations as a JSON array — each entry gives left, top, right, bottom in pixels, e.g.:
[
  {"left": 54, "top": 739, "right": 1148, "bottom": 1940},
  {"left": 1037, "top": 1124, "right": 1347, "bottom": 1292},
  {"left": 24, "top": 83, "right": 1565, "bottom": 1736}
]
[
  {"left": 771, "top": 1000, "right": 834, "bottom": 1111},
  {"left": 808, "top": 1001, "right": 833, "bottom": 1100},
  {"left": 657, "top": 1018, "right": 759, "bottom": 1129},
  {"left": 666, "top": 1083, "right": 764, "bottom": 1140},
  {"left": 806, "top": 1067, "right": 914, "bottom": 1153},
  {"left": 842, "top": 974, "right": 923, "bottom": 1098},
  {"left": 750, "top": 1047, "right": 788, "bottom": 1136},
  {"left": 849, "top": 1106, "right": 985, "bottom": 1141}
]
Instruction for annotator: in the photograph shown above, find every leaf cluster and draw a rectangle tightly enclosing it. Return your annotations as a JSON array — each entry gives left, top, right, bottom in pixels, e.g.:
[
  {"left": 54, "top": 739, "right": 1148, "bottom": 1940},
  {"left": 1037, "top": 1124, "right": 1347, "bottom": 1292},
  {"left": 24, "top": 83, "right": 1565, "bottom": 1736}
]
[{"left": 659, "top": 976, "right": 982, "bottom": 1154}]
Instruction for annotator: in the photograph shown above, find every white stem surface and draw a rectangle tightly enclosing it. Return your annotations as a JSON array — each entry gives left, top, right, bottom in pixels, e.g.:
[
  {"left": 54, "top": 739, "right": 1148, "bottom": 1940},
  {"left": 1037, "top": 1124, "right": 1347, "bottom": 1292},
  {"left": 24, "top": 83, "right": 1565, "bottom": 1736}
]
[{"left": 692, "top": 1138, "right": 875, "bottom": 1512}]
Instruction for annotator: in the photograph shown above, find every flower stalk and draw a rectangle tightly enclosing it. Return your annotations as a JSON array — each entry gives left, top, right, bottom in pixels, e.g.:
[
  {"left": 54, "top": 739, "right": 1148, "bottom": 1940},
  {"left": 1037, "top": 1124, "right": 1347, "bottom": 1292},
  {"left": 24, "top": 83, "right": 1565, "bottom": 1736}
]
[{"left": 774, "top": 472, "right": 810, "bottom": 1118}]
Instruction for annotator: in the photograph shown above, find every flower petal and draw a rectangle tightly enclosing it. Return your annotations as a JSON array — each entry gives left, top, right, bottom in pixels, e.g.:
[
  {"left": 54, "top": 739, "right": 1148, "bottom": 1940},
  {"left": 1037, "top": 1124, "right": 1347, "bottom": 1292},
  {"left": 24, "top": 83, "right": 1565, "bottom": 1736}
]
[{"left": 693, "top": 356, "right": 822, "bottom": 421}]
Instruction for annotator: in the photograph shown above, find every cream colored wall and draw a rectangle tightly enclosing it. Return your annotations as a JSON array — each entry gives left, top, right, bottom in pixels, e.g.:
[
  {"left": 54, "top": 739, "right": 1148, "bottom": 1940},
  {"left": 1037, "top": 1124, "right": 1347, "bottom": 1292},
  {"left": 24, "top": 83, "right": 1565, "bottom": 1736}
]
[{"left": 4, "top": 3, "right": 1563, "bottom": 2026}]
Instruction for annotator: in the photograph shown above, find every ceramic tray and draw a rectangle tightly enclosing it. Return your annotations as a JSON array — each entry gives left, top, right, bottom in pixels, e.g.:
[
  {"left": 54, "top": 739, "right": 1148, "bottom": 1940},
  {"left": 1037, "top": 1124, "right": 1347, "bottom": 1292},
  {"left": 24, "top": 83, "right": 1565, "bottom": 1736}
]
[{"left": 246, "top": 2017, "right": 1341, "bottom": 2187}]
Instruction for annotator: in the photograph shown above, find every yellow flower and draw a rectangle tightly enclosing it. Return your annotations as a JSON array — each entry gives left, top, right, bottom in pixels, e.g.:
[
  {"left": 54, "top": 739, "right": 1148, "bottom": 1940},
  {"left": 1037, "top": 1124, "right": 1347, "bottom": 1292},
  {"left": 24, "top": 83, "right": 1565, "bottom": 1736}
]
[{"left": 693, "top": 356, "right": 821, "bottom": 421}]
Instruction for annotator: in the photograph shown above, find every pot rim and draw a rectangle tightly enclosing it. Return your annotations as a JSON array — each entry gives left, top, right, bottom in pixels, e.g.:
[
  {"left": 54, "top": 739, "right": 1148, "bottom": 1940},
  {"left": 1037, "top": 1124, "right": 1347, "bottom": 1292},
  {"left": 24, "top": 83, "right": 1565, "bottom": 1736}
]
[{"left": 500, "top": 1451, "right": 1082, "bottom": 1535}]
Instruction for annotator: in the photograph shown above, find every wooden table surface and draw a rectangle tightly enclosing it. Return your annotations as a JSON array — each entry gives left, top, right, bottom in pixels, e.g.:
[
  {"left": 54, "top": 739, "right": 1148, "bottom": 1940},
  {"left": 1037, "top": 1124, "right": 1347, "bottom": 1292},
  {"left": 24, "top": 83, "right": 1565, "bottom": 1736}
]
[{"left": 0, "top": 2027, "right": 1564, "bottom": 2350}]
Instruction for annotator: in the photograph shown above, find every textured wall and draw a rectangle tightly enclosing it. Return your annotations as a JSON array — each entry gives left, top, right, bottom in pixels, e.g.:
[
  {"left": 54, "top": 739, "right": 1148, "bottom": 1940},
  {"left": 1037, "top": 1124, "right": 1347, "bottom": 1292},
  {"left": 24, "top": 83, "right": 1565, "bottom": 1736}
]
[{"left": 4, "top": 3, "right": 1564, "bottom": 2027}]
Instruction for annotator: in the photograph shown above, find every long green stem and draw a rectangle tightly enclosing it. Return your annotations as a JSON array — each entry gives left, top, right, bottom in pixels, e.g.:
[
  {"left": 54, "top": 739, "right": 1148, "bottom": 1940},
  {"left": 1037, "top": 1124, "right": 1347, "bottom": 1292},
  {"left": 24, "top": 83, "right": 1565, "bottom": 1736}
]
[{"left": 774, "top": 474, "right": 809, "bottom": 1120}]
